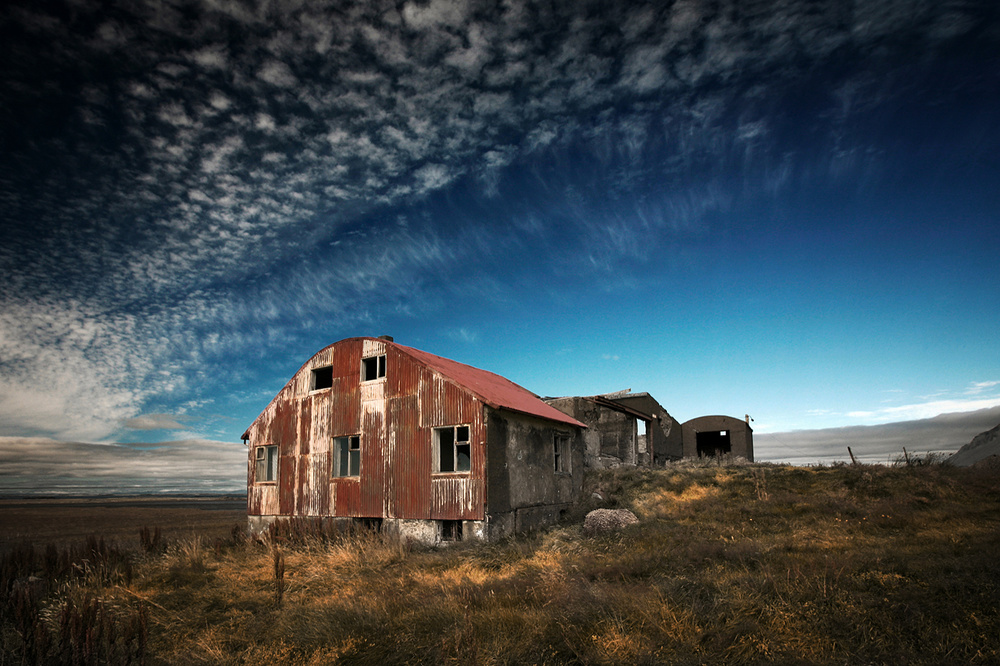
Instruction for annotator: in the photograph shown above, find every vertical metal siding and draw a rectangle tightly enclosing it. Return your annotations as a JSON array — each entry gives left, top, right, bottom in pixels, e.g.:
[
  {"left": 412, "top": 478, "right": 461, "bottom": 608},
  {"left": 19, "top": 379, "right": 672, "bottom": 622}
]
[
  {"left": 430, "top": 477, "right": 484, "bottom": 520},
  {"left": 361, "top": 392, "right": 385, "bottom": 517},
  {"left": 246, "top": 338, "right": 487, "bottom": 522},
  {"left": 386, "top": 394, "right": 429, "bottom": 518}
]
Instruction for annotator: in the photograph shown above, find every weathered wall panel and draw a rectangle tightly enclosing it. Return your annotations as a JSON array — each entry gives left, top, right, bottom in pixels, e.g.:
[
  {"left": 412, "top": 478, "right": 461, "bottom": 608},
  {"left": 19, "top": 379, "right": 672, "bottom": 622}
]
[
  {"left": 430, "top": 477, "right": 484, "bottom": 520},
  {"left": 245, "top": 337, "right": 579, "bottom": 530},
  {"left": 361, "top": 397, "right": 385, "bottom": 517},
  {"left": 490, "top": 408, "right": 582, "bottom": 512},
  {"left": 386, "top": 394, "right": 429, "bottom": 518}
]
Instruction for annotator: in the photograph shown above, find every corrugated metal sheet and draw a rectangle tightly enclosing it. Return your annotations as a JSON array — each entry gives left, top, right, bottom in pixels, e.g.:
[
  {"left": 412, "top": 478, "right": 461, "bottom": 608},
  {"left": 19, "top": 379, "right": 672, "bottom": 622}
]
[
  {"left": 431, "top": 477, "right": 484, "bottom": 520},
  {"left": 400, "top": 342, "right": 586, "bottom": 428},
  {"left": 245, "top": 337, "right": 577, "bottom": 523}
]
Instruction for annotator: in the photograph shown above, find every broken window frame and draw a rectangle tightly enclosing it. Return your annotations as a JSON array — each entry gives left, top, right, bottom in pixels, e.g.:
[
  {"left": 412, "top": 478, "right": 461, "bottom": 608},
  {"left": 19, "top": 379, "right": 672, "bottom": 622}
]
[
  {"left": 361, "top": 354, "right": 386, "bottom": 382},
  {"left": 333, "top": 435, "right": 361, "bottom": 478},
  {"left": 433, "top": 425, "right": 472, "bottom": 474},
  {"left": 554, "top": 433, "right": 571, "bottom": 474},
  {"left": 311, "top": 365, "right": 333, "bottom": 391},
  {"left": 440, "top": 519, "right": 463, "bottom": 542},
  {"left": 255, "top": 445, "right": 279, "bottom": 483}
]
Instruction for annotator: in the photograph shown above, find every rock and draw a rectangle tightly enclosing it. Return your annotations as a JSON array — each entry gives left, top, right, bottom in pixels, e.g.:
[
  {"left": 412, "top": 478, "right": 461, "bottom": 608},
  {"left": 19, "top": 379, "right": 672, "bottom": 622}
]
[
  {"left": 583, "top": 508, "right": 638, "bottom": 535},
  {"left": 969, "top": 454, "right": 1000, "bottom": 474},
  {"left": 949, "top": 423, "right": 1000, "bottom": 467}
]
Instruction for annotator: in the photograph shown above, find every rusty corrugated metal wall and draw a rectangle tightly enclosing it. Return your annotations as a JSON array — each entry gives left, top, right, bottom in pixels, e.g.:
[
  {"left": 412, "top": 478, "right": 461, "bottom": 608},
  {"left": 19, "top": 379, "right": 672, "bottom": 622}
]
[{"left": 246, "top": 338, "right": 486, "bottom": 521}]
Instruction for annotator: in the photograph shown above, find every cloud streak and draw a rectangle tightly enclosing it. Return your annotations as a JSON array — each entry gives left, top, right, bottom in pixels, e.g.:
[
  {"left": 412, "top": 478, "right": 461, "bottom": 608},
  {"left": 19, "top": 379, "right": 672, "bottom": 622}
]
[
  {"left": 0, "top": 0, "right": 993, "bottom": 444},
  {"left": 0, "top": 437, "right": 247, "bottom": 495}
]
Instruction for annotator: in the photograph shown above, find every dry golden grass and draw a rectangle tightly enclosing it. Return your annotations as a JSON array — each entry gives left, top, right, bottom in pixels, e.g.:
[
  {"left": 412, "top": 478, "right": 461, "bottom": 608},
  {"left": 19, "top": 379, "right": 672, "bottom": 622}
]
[{"left": 3, "top": 463, "right": 999, "bottom": 664}]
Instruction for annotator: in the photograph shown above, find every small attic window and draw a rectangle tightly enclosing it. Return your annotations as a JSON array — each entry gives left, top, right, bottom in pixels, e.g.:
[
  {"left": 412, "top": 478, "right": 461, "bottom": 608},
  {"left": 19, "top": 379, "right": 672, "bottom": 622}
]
[
  {"left": 362, "top": 354, "right": 386, "bottom": 382},
  {"left": 311, "top": 366, "right": 333, "bottom": 391}
]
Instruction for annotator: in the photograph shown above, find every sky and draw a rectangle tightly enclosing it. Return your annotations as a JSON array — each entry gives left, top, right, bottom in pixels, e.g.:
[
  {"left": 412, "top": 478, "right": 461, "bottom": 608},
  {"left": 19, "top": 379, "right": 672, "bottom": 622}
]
[{"left": 1, "top": 0, "right": 999, "bottom": 494}]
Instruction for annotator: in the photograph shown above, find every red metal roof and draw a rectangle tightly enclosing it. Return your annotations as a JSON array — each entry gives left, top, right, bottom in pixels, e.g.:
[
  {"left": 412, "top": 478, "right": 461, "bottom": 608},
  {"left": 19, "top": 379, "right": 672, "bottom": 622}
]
[{"left": 390, "top": 341, "right": 587, "bottom": 429}]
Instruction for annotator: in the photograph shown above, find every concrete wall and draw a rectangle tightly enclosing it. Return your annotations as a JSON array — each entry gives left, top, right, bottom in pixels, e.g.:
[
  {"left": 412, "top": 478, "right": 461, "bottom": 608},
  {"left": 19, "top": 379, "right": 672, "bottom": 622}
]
[
  {"left": 248, "top": 514, "right": 488, "bottom": 546},
  {"left": 611, "top": 394, "right": 683, "bottom": 463},
  {"left": 681, "top": 415, "right": 754, "bottom": 461},
  {"left": 545, "top": 396, "right": 640, "bottom": 468},
  {"left": 485, "top": 407, "right": 583, "bottom": 538}
]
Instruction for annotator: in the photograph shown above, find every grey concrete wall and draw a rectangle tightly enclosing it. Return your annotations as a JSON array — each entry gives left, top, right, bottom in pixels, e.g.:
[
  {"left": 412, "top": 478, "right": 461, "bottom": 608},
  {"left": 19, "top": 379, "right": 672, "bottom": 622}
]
[
  {"left": 485, "top": 407, "right": 583, "bottom": 535},
  {"left": 612, "top": 394, "right": 683, "bottom": 462},
  {"left": 545, "top": 396, "right": 640, "bottom": 467},
  {"left": 487, "top": 408, "right": 583, "bottom": 511}
]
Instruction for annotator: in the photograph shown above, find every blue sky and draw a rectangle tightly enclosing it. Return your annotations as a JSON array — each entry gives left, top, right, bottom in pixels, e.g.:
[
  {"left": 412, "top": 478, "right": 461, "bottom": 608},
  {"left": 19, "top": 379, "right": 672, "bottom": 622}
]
[{"left": 1, "top": 0, "right": 998, "bottom": 492}]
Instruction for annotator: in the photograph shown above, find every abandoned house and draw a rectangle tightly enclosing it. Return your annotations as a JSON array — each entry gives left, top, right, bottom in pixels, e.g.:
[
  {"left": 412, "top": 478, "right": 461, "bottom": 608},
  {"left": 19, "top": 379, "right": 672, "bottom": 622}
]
[
  {"left": 546, "top": 391, "right": 753, "bottom": 466},
  {"left": 681, "top": 415, "right": 754, "bottom": 460},
  {"left": 242, "top": 336, "right": 587, "bottom": 544},
  {"left": 544, "top": 391, "right": 683, "bottom": 467}
]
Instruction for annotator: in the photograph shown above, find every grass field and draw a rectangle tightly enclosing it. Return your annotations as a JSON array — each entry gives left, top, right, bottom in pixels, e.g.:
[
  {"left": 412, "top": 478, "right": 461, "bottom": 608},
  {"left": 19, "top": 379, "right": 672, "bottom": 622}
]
[{"left": 2, "top": 461, "right": 999, "bottom": 664}]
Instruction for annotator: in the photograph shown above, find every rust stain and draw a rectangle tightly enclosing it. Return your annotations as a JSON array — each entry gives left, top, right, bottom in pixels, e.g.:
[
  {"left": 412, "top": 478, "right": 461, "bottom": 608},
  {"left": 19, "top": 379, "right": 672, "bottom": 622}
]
[{"left": 244, "top": 337, "right": 545, "bottom": 523}]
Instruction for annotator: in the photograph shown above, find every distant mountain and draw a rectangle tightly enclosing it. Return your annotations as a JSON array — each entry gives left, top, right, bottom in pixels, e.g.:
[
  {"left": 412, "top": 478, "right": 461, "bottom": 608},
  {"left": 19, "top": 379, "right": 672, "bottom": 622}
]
[
  {"left": 756, "top": 406, "right": 1000, "bottom": 466},
  {"left": 949, "top": 423, "right": 1000, "bottom": 467}
]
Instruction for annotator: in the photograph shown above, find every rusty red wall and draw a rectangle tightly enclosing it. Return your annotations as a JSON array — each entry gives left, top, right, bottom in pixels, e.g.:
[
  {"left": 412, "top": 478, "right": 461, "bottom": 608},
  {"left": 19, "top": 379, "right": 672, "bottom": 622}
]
[{"left": 245, "top": 337, "right": 486, "bottom": 521}]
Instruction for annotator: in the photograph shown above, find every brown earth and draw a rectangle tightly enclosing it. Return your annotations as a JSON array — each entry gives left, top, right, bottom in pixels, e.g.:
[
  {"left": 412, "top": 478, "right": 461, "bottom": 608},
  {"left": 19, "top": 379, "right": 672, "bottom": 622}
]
[{"left": 0, "top": 495, "right": 246, "bottom": 552}]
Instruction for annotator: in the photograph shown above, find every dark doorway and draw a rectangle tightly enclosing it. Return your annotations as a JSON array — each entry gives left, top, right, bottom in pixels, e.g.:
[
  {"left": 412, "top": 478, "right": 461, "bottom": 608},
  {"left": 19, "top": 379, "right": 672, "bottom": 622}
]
[
  {"left": 696, "top": 430, "right": 732, "bottom": 457},
  {"left": 441, "top": 520, "right": 463, "bottom": 542}
]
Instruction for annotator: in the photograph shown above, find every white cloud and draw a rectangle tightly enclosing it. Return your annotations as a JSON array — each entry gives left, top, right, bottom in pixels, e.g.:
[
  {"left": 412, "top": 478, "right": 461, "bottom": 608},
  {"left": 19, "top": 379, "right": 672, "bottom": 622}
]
[
  {"left": 124, "top": 414, "right": 192, "bottom": 431},
  {"left": 0, "top": 300, "right": 149, "bottom": 440},
  {"left": 846, "top": 395, "right": 1000, "bottom": 424},
  {"left": 0, "top": 437, "right": 246, "bottom": 494},
  {"left": 402, "top": 0, "right": 470, "bottom": 29},
  {"left": 413, "top": 163, "right": 452, "bottom": 192},
  {"left": 256, "top": 60, "right": 297, "bottom": 87},
  {"left": 190, "top": 44, "right": 227, "bottom": 70},
  {"left": 966, "top": 380, "right": 1000, "bottom": 395}
]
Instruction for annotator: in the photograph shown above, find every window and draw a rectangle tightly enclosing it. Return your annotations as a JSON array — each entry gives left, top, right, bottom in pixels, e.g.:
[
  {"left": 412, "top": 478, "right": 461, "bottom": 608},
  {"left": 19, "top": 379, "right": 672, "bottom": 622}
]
[
  {"left": 333, "top": 435, "right": 361, "bottom": 477},
  {"left": 311, "top": 366, "right": 333, "bottom": 390},
  {"left": 361, "top": 354, "right": 386, "bottom": 382},
  {"left": 434, "top": 425, "right": 471, "bottom": 473},
  {"left": 255, "top": 445, "right": 278, "bottom": 483},
  {"left": 554, "top": 433, "right": 571, "bottom": 474},
  {"left": 440, "top": 520, "right": 463, "bottom": 542}
]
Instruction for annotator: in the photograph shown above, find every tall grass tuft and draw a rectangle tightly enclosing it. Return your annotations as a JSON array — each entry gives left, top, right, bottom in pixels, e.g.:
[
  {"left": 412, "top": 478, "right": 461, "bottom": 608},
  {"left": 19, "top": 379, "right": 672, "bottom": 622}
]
[
  {"left": 273, "top": 547, "right": 286, "bottom": 608},
  {"left": 0, "top": 534, "right": 151, "bottom": 664}
]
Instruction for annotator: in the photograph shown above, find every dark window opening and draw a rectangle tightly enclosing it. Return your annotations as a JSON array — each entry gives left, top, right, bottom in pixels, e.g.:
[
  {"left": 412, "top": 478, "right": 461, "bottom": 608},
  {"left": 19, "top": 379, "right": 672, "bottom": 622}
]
[
  {"left": 696, "top": 430, "right": 732, "bottom": 458},
  {"left": 255, "top": 445, "right": 278, "bottom": 483},
  {"left": 353, "top": 517, "right": 383, "bottom": 533},
  {"left": 311, "top": 366, "right": 333, "bottom": 390},
  {"left": 362, "top": 354, "right": 386, "bottom": 381},
  {"left": 554, "top": 433, "right": 571, "bottom": 473},
  {"left": 435, "top": 425, "right": 471, "bottom": 473},
  {"left": 333, "top": 435, "right": 361, "bottom": 477},
  {"left": 441, "top": 520, "right": 463, "bottom": 542}
]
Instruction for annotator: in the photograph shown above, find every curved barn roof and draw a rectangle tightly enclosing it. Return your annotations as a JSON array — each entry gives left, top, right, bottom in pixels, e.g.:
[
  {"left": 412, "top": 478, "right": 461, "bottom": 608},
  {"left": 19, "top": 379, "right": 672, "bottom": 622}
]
[
  {"left": 244, "top": 337, "right": 586, "bottom": 437},
  {"left": 392, "top": 340, "right": 586, "bottom": 429}
]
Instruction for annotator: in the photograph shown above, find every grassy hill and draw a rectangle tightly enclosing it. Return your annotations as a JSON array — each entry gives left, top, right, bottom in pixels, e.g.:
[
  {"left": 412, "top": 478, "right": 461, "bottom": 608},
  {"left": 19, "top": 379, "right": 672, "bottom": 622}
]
[{"left": 3, "top": 461, "right": 999, "bottom": 664}]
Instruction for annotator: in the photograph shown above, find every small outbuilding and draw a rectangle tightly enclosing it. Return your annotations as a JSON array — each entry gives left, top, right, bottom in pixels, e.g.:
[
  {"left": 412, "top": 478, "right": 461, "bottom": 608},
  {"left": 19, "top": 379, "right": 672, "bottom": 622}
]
[
  {"left": 242, "top": 337, "right": 586, "bottom": 544},
  {"left": 681, "top": 415, "right": 754, "bottom": 461},
  {"left": 545, "top": 391, "right": 683, "bottom": 467}
]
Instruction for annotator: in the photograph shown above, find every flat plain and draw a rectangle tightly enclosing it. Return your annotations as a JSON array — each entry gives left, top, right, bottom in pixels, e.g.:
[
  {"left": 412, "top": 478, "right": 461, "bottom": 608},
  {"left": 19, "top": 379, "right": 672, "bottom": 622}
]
[
  {"left": 0, "top": 495, "right": 246, "bottom": 552},
  {"left": 3, "top": 463, "right": 999, "bottom": 664}
]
